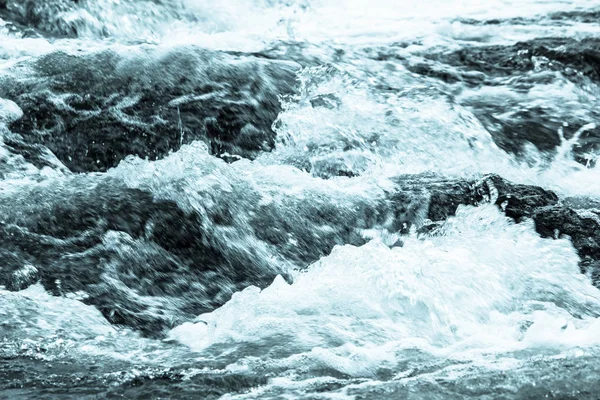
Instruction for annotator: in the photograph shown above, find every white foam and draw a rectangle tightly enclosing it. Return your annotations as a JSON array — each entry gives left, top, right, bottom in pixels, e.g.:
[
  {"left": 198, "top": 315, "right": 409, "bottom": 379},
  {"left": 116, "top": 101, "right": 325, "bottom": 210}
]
[
  {"left": 170, "top": 205, "right": 600, "bottom": 377},
  {"left": 0, "top": 98, "right": 23, "bottom": 124},
  {"left": 262, "top": 65, "right": 600, "bottom": 198}
]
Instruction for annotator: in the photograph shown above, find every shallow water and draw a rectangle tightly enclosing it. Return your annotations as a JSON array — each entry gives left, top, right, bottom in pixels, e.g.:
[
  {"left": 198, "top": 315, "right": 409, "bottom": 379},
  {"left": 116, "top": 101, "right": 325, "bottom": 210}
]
[{"left": 1, "top": 0, "right": 600, "bottom": 398}]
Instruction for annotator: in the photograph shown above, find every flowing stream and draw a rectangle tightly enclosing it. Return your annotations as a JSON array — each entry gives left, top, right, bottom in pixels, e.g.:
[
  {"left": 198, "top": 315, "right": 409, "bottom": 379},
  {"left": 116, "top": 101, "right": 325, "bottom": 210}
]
[{"left": 1, "top": 1, "right": 600, "bottom": 398}]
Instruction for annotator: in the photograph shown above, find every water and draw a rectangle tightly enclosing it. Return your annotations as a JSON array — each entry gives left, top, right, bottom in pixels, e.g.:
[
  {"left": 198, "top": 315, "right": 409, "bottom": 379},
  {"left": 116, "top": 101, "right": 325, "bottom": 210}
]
[{"left": 1, "top": 0, "right": 600, "bottom": 398}]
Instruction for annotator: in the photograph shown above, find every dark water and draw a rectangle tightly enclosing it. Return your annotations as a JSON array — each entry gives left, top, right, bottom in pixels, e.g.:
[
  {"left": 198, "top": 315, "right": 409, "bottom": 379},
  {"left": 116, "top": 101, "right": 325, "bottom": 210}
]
[{"left": 1, "top": 0, "right": 600, "bottom": 398}]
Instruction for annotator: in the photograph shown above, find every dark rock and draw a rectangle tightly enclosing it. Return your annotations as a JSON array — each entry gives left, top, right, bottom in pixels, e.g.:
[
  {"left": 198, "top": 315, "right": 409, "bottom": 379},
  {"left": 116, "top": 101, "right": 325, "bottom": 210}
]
[
  {"left": 473, "top": 174, "right": 600, "bottom": 278},
  {"left": 548, "top": 9, "right": 600, "bottom": 24},
  {"left": 454, "top": 17, "right": 531, "bottom": 26},
  {"left": 424, "top": 37, "right": 600, "bottom": 84},
  {"left": 427, "top": 179, "right": 476, "bottom": 221},
  {"left": 405, "top": 62, "right": 464, "bottom": 84},
  {"left": 1, "top": 133, "right": 68, "bottom": 174},
  {"left": 0, "top": 356, "right": 268, "bottom": 399},
  {"left": 0, "top": 251, "right": 38, "bottom": 291},
  {"left": 411, "top": 38, "right": 600, "bottom": 161},
  {"left": 463, "top": 103, "right": 600, "bottom": 164},
  {"left": 0, "top": 178, "right": 281, "bottom": 336},
  {"left": 0, "top": 171, "right": 474, "bottom": 334},
  {"left": 533, "top": 206, "right": 600, "bottom": 267},
  {"left": 454, "top": 9, "right": 600, "bottom": 27},
  {"left": 468, "top": 105, "right": 562, "bottom": 155},
  {"left": 0, "top": 48, "right": 298, "bottom": 172},
  {"left": 250, "top": 199, "right": 371, "bottom": 265},
  {"left": 587, "top": 261, "right": 600, "bottom": 287},
  {"left": 388, "top": 174, "right": 478, "bottom": 232},
  {"left": 1, "top": 171, "right": 598, "bottom": 335},
  {"left": 407, "top": 174, "right": 600, "bottom": 282},
  {"left": 0, "top": 0, "right": 196, "bottom": 38},
  {"left": 474, "top": 174, "right": 559, "bottom": 220},
  {"left": 0, "top": 0, "right": 82, "bottom": 37},
  {"left": 365, "top": 38, "right": 600, "bottom": 164}
]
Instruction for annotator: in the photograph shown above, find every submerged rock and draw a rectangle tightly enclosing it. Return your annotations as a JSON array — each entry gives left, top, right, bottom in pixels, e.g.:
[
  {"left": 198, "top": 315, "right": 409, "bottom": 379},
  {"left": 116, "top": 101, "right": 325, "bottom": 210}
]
[
  {"left": 1, "top": 171, "right": 598, "bottom": 335},
  {"left": 421, "top": 37, "right": 600, "bottom": 85},
  {"left": 0, "top": 178, "right": 281, "bottom": 336},
  {"left": 0, "top": 48, "right": 298, "bottom": 172},
  {"left": 454, "top": 9, "right": 600, "bottom": 26},
  {"left": 373, "top": 38, "right": 600, "bottom": 163},
  {"left": 462, "top": 103, "right": 600, "bottom": 165},
  {"left": 0, "top": 0, "right": 82, "bottom": 37},
  {"left": 412, "top": 174, "right": 600, "bottom": 279},
  {"left": 0, "top": 172, "right": 451, "bottom": 334},
  {"left": 446, "top": 38, "right": 600, "bottom": 159},
  {"left": 474, "top": 174, "right": 600, "bottom": 279},
  {"left": 0, "top": 133, "right": 68, "bottom": 176},
  {"left": 0, "top": 0, "right": 196, "bottom": 38},
  {"left": 534, "top": 206, "right": 600, "bottom": 280},
  {"left": 473, "top": 174, "right": 559, "bottom": 220}
]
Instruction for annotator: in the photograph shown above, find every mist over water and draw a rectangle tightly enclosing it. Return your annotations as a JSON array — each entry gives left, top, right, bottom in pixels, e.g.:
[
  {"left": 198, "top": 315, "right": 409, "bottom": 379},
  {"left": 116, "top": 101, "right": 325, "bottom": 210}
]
[{"left": 1, "top": 0, "right": 600, "bottom": 398}]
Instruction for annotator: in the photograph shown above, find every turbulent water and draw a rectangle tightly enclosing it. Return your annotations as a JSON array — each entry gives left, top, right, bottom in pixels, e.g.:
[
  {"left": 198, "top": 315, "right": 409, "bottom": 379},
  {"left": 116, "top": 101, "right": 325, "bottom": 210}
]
[{"left": 1, "top": 0, "right": 600, "bottom": 399}]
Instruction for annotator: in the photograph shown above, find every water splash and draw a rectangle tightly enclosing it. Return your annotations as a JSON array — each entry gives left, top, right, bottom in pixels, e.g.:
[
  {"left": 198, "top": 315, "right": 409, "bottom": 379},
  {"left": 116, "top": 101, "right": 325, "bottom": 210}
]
[{"left": 170, "top": 205, "right": 600, "bottom": 380}]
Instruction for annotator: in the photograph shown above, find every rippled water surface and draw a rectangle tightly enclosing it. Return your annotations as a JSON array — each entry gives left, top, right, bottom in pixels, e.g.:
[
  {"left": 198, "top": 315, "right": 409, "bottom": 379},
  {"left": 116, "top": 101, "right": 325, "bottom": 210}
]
[{"left": 1, "top": 0, "right": 600, "bottom": 399}]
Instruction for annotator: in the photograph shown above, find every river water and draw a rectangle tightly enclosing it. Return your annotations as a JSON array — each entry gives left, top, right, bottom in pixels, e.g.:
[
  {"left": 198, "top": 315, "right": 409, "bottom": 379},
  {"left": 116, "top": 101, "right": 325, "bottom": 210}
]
[{"left": 1, "top": 1, "right": 600, "bottom": 399}]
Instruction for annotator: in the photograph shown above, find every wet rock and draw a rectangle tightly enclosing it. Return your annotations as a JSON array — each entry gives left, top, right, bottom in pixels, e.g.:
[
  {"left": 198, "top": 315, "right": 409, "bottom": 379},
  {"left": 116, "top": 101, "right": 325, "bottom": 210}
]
[
  {"left": 533, "top": 206, "right": 600, "bottom": 270},
  {"left": 474, "top": 174, "right": 600, "bottom": 277},
  {"left": 0, "top": 0, "right": 195, "bottom": 38},
  {"left": 250, "top": 199, "right": 370, "bottom": 265},
  {"left": 398, "top": 173, "right": 600, "bottom": 279},
  {"left": 0, "top": 251, "right": 38, "bottom": 291},
  {"left": 1, "top": 171, "right": 598, "bottom": 335},
  {"left": 1, "top": 127, "right": 67, "bottom": 179},
  {"left": 367, "top": 38, "right": 600, "bottom": 165},
  {"left": 0, "top": 169, "right": 370, "bottom": 333},
  {"left": 423, "top": 37, "right": 600, "bottom": 84},
  {"left": 0, "top": 0, "right": 83, "bottom": 37},
  {"left": 404, "top": 62, "right": 464, "bottom": 84},
  {"left": 0, "top": 178, "right": 281, "bottom": 336},
  {"left": 467, "top": 105, "right": 561, "bottom": 154},
  {"left": 1, "top": 133, "right": 68, "bottom": 174},
  {"left": 587, "top": 261, "right": 600, "bottom": 287},
  {"left": 474, "top": 174, "right": 559, "bottom": 220},
  {"left": 562, "top": 197, "right": 600, "bottom": 211},
  {"left": 426, "top": 179, "right": 476, "bottom": 222},
  {"left": 455, "top": 9, "right": 600, "bottom": 26},
  {"left": 443, "top": 38, "right": 600, "bottom": 161},
  {"left": 0, "top": 356, "right": 268, "bottom": 400},
  {"left": 388, "top": 174, "right": 477, "bottom": 232},
  {"left": 0, "top": 172, "right": 465, "bottom": 334},
  {"left": 0, "top": 48, "right": 298, "bottom": 172},
  {"left": 405, "top": 37, "right": 600, "bottom": 162},
  {"left": 397, "top": 37, "right": 600, "bottom": 88},
  {"left": 463, "top": 103, "right": 600, "bottom": 163},
  {"left": 548, "top": 9, "right": 600, "bottom": 24}
]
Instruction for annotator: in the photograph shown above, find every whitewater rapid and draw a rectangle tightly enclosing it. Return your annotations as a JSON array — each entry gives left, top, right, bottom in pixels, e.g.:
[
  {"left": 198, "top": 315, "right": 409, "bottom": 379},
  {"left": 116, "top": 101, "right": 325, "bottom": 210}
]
[{"left": 1, "top": 0, "right": 600, "bottom": 398}]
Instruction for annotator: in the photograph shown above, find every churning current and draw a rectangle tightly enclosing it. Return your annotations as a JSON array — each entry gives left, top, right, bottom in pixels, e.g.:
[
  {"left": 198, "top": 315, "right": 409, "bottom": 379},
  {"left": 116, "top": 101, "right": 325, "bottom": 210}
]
[{"left": 1, "top": 0, "right": 600, "bottom": 398}]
